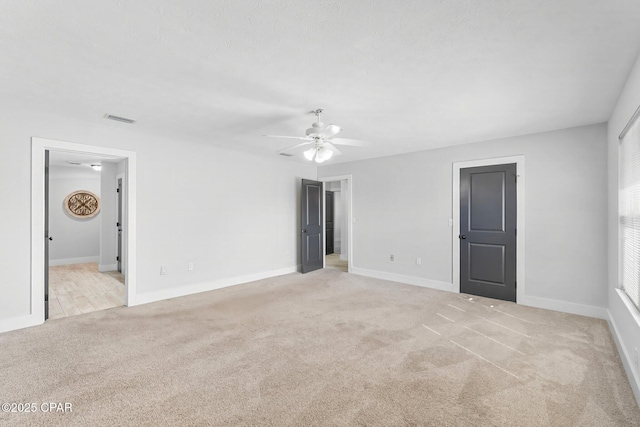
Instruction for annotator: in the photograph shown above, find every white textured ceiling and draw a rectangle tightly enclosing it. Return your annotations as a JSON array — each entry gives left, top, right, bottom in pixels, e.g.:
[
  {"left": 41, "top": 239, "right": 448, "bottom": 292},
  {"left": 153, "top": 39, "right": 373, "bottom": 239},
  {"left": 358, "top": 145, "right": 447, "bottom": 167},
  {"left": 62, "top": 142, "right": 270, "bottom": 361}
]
[{"left": 2, "top": 0, "right": 640, "bottom": 164}]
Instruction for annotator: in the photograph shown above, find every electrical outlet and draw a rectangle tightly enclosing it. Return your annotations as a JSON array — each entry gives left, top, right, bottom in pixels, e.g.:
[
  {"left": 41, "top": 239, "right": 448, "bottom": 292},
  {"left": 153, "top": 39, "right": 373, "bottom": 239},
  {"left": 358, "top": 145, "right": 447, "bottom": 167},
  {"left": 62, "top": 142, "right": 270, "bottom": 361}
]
[
  {"left": 160, "top": 266, "right": 167, "bottom": 275},
  {"left": 188, "top": 262, "right": 194, "bottom": 271},
  {"left": 390, "top": 254, "right": 395, "bottom": 262},
  {"left": 416, "top": 258, "right": 421, "bottom": 265}
]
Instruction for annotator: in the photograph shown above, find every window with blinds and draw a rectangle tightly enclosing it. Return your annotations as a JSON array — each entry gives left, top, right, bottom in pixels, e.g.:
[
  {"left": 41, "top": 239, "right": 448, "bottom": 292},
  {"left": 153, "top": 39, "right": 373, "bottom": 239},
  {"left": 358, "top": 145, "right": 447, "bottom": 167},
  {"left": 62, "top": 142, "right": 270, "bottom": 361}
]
[{"left": 619, "top": 107, "right": 640, "bottom": 311}]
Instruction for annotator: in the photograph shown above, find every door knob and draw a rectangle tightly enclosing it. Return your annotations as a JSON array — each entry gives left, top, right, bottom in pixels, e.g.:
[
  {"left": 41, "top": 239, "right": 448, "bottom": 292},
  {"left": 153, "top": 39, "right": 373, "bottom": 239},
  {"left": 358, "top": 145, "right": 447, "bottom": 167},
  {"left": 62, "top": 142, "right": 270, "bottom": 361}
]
[
  {"left": 459, "top": 235, "right": 466, "bottom": 239},
  {"left": 302, "top": 229, "right": 307, "bottom": 233},
  {"left": 48, "top": 237, "right": 53, "bottom": 241}
]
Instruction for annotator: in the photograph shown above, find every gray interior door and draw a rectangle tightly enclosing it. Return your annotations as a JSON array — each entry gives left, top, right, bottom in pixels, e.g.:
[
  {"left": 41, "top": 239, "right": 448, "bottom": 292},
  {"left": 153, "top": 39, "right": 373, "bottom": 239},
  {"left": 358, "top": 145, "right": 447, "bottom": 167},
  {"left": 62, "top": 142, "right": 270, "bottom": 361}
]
[
  {"left": 301, "top": 179, "right": 323, "bottom": 273},
  {"left": 44, "top": 150, "right": 50, "bottom": 320},
  {"left": 460, "top": 163, "right": 516, "bottom": 302},
  {"left": 117, "top": 177, "right": 123, "bottom": 273}
]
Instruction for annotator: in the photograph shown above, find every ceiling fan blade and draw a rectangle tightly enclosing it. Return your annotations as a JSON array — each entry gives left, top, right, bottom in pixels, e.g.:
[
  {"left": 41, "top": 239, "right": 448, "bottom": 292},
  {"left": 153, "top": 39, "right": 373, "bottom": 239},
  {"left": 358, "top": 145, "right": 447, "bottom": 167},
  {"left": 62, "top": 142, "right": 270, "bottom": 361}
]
[
  {"left": 330, "top": 137, "right": 368, "bottom": 147},
  {"left": 277, "top": 141, "right": 313, "bottom": 153},
  {"left": 263, "top": 134, "right": 312, "bottom": 141},
  {"left": 325, "top": 142, "right": 342, "bottom": 156},
  {"left": 317, "top": 124, "right": 342, "bottom": 138}
]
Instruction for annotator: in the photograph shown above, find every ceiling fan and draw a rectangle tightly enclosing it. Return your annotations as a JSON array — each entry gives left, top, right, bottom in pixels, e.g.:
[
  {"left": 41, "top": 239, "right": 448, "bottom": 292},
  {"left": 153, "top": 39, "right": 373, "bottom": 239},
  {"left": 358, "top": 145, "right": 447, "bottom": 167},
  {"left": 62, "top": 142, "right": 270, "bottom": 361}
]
[{"left": 264, "top": 109, "right": 367, "bottom": 163}]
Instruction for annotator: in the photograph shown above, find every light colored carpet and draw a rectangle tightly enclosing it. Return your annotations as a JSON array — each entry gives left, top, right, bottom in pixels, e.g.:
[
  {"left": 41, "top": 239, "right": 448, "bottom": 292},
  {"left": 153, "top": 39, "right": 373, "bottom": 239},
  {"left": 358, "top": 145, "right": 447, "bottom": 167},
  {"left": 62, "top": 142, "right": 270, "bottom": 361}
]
[{"left": 0, "top": 269, "right": 638, "bottom": 426}]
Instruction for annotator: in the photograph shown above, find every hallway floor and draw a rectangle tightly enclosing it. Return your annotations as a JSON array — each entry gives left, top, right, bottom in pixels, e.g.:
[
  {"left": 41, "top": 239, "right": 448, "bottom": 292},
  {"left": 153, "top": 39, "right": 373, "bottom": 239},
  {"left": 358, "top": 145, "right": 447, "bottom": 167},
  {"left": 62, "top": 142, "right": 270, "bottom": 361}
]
[
  {"left": 48, "top": 263, "right": 124, "bottom": 320},
  {"left": 325, "top": 253, "right": 348, "bottom": 272}
]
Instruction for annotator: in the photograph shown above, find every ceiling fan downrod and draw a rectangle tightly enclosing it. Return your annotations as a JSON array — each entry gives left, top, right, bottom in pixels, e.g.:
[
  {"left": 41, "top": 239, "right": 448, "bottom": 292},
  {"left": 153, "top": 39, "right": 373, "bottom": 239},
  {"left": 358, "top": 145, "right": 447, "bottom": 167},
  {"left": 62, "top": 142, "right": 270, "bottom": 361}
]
[{"left": 307, "top": 109, "right": 325, "bottom": 135}]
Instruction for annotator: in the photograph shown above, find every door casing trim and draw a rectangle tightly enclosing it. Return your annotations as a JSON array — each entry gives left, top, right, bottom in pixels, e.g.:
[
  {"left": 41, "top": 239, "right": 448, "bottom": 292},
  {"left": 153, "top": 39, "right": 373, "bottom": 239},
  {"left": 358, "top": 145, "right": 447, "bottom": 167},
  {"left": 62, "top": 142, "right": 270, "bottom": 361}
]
[
  {"left": 452, "top": 156, "right": 525, "bottom": 302},
  {"left": 31, "top": 137, "right": 137, "bottom": 326},
  {"left": 319, "top": 174, "right": 353, "bottom": 273}
]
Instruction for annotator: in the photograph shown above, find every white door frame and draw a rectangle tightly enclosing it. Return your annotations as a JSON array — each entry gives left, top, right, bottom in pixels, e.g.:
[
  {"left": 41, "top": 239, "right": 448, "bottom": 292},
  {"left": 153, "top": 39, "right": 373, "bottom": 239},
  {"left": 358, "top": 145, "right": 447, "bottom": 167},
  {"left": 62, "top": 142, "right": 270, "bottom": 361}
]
[
  {"left": 452, "top": 156, "right": 525, "bottom": 302},
  {"left": 320, "top": 174, "right": 353, "bottom": 272},
  {"left": 31, "top": 137, "right": 137, "bottom": 325}
]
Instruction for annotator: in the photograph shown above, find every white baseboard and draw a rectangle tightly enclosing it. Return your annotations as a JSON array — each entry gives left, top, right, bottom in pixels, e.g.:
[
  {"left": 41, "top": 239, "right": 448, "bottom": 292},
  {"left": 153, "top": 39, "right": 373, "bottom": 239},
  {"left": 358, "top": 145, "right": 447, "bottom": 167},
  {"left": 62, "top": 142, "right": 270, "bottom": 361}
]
[
  {"left": 49, "top": 256, "right": 99, "bottom": 266},
  {"left": 0, "top": 314, "right": 43, "bottom": 334},
  {"left": 135, "top": 266, "right": 298, "bottom": 306},
  {"left": 351, "top": 267, "right": 454, "bottom": 292},
  {"left": 352, "top": 267, "right": 609, "bottom": 321},
  {"left": 608, "top": 309, "right": 640, "bottom": 407},
  {"left": 607, "top": 290, "right": 640, "bottom": 407},
  {"left": 98, "top": 264, "right": 117, "bottom": 272},
  {"left": 518, "top": 294, "right": 608, "bottom": 320}
]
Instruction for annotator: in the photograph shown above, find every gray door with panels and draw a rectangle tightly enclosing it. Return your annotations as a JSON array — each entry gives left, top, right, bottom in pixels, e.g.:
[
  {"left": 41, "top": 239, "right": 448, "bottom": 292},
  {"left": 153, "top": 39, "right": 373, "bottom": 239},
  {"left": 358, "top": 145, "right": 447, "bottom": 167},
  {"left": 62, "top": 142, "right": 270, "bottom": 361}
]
[
  {"left": 460, "top": 163, "right": 517, "bottom": 302},
  {"left": 301, "top": 179, "right": 323, "bottom": 273}
]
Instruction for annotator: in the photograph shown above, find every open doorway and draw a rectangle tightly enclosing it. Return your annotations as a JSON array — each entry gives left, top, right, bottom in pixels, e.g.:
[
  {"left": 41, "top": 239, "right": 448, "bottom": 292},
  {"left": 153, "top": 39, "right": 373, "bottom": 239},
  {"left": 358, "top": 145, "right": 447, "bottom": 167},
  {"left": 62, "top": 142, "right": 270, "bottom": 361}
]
[
  {"left": 46, "top": 151, "right": 126, "bottom": 319},
  {"left": 31, "top": 137, "right": 137, "bottom": 326},
  {"left": 320, "top": 175, "right": 353, "bottom": 273}
]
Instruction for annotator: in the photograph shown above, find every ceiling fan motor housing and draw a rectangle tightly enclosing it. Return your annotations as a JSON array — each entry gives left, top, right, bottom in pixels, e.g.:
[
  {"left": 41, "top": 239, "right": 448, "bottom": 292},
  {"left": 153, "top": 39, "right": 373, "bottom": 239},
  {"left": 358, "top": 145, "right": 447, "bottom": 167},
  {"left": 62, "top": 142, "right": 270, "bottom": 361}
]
[{"left": 306, "top": 121, "right": 324, "bottom": 136}]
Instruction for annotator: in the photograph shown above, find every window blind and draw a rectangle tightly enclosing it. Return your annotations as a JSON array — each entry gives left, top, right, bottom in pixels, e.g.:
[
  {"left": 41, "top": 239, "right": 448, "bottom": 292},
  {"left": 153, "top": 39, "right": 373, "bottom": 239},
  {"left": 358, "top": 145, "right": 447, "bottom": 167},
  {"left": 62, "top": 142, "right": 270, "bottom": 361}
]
[{"left": 619, "top": 106, "right": 640, "bottom": 311}]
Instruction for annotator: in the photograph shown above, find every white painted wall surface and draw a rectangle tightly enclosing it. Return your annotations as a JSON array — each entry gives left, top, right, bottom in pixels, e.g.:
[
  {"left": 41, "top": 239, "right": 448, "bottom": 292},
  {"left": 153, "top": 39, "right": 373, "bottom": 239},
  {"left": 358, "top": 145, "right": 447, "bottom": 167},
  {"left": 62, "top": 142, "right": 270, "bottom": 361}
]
[
  {"left": 0, "top": 107, "right": 316, "bottom": 327},
  {"left": 99, "top": 161, "right": 118, "bottom": 271},
  {"left": 319, "top": 123, "right": 608, "bottom": 313},
  {"left": 607, "top": 50, "right": 640, "bottom": 404},
  {"left": 48, "top": 166, "right": 100, "bottom": 265}
]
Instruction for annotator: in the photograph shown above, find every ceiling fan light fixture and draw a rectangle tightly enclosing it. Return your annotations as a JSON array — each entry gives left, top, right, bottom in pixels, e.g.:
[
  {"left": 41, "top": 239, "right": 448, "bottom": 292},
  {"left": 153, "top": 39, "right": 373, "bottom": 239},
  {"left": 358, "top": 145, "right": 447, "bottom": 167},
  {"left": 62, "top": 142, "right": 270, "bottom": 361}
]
[
  {"left": 303, "top": 147, "right": 317, "bottom": 161},
  {"left": 265, "top": 108, "right": 367, "bottom": 162},
  {"left": 315, "top": 147, "right": 333, "bottom": 163}
]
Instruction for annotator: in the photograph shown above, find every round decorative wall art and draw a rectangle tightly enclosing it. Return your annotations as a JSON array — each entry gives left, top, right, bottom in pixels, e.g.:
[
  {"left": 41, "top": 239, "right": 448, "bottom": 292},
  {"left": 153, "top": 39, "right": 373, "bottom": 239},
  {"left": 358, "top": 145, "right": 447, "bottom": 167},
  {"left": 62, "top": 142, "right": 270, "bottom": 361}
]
[{"left": 64, "top": 190, "right": 101, "bottom": 219}]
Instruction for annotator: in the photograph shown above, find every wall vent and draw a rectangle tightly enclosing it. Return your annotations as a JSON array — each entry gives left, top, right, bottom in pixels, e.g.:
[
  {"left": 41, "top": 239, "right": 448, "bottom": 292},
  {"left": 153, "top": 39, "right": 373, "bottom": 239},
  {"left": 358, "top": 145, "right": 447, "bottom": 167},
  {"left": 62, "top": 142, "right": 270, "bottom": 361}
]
[{"left": 104, "top": 114, "right": 136, "bottom": 124}]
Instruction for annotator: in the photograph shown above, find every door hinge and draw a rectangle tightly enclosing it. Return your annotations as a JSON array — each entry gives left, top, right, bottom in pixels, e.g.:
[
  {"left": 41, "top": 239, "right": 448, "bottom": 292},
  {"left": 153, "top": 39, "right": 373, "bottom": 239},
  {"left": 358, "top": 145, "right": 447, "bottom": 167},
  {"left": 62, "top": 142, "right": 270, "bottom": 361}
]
[
  {"left": 116, "top": 222, "right": 120, "bottom": 227},
  {"left": 116, "top": 188, "right": 120, "bottom": 193},
  {"left": 116, "top": 256, "right": 120, "bottom": 261}
]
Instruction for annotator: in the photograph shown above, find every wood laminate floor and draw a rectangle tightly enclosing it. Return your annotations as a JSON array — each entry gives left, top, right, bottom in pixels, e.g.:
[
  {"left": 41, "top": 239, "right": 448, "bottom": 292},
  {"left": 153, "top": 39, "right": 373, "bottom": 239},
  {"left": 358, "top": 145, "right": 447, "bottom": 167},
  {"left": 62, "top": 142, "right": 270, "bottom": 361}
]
[
  {"left": 325, "top": 253, "right": 348, "bottom": 272},
  {"left": 48, "top": 263, "right": 125, "bottom": 320}
]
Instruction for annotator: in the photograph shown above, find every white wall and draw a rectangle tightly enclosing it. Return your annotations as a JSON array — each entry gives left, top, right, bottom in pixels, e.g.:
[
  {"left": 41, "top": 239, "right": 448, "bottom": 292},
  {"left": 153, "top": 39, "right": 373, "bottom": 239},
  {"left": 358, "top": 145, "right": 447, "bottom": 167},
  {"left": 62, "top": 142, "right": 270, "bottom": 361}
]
[
  {"left": 99, "top": 161, "right": 118, "bottom": 271},
  {"left": 607, "top": 50, "right": 640, "bottom": 403},
  {"left": 48, "top": 166, "right": 100, "bottom": 265},
  {"left": 319, "top": 123, "right": 608, "bottom": 313},
  {"left": 0, "top": 107, "right": 316, "bottom": 327}
]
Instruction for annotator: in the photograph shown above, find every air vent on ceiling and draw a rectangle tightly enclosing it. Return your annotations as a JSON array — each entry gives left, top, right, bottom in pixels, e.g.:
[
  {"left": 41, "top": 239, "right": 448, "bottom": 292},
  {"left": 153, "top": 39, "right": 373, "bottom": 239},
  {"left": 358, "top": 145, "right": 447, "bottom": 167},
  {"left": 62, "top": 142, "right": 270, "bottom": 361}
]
[
  {"left": 279, "top": 153, "right": 293, "bottom": 157},
  {"left": 104, "top": 114, "right": 136, "bottom": 124}
]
